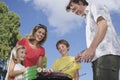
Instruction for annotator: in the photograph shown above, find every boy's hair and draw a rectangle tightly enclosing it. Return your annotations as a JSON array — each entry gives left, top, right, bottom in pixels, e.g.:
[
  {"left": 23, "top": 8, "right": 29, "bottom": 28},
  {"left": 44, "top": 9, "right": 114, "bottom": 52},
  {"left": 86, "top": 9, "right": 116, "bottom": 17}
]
[
  {"left": 66, "top": 0, "right": 88, "bottom": 11},
  {"left": 56, "top": 39, "right": 70, "bottom": 51}
]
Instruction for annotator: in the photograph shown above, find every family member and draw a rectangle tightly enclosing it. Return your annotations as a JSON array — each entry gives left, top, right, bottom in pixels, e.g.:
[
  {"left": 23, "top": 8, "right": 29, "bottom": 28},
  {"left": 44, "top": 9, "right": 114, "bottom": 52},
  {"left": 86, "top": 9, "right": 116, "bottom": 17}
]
[
  {"left": 66, "top": 0, "right": 120, "bottom": 80},
  {"left": 5, "top": 45, "right": 27, "bottom": 80},
  {"left": 17, "top": 24, "right": 48, "bottom": 67},
  {"left": 52, "top": 39, "right": 81, "bottom": 80}
]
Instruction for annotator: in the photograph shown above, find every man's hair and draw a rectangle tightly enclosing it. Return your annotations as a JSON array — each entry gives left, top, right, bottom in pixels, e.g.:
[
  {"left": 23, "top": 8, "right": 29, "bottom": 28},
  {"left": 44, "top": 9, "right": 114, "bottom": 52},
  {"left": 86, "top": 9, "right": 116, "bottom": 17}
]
[{"left": 66, "top": 0, "right": 88, "bottom": 11}]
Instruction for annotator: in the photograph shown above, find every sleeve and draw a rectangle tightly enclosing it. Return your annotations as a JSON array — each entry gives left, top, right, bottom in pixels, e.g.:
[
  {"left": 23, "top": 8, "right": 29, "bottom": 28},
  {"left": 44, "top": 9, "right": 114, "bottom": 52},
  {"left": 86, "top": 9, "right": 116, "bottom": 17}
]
[
  {"left": 74, "top": 62, "right": 81, "bottom": 70},
  {"left": 52, "top": 60, "right": 57, "bottom": 71},
  {"left": 39, "top": 47, "right": 45, "bottom": 57},
  {"left": 72, "top": 56, "right": 81, "bottom": 70},
  {"left": 17, "top": 38, "right": 26, "bottom": 46},
  {"left": 90, "top": 4, "right": 105, "bottom": 23}
]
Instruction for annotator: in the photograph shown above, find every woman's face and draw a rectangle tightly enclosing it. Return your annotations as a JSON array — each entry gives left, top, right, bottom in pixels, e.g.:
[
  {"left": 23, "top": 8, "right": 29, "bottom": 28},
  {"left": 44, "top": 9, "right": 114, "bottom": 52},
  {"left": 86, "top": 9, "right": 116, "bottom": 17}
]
[
  {"left": 34, "top": 28, "right": 46, "bottom": 42},
  {"left": 57, "top": 44, "right": 68, "bottom": 56},
  {"left": 17, "top": 48, "right": 26, "bottom": 62},
  {"left": 69, "top": 2, "right": 85, "bottom": 16}
]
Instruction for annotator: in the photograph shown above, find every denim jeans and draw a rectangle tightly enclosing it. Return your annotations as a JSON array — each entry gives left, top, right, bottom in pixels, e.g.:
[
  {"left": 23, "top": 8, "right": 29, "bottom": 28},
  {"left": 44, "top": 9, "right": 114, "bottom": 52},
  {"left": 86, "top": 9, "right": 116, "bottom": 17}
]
[{"left": 92, "top": 54, "right": 120, "bottom": 80}]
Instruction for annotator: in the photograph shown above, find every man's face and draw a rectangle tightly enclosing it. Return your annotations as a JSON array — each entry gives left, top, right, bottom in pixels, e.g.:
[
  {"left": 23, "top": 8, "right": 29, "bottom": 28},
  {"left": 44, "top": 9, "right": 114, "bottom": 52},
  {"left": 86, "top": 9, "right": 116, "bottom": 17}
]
[{"left": 69, "top": 2, "right": 85, "bottom": 16}]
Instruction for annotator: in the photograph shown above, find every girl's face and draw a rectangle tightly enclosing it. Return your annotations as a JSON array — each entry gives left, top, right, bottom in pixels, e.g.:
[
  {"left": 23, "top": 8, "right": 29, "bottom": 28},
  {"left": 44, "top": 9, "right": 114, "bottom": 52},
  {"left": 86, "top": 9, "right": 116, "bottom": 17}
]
[
  {"left": 69, "top": 2, "right": 85, "bottom": 16},
  {"left": 17, "top": 48, "right": 26, "bottom": 62},
  {"left": 34, "top": 28, "right": 46, "bottom": 42},
  {"left": 57, "top": 44, "right": 68, "bottom": 56}
]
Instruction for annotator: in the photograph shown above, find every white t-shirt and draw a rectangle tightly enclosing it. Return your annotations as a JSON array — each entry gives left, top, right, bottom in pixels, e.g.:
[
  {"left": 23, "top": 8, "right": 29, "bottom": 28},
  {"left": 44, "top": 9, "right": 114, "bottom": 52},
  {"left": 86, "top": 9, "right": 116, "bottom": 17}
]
[
  {"left": 14, "top": 63, "right": 25, "bottom": 80},
  {"left": 85, "top": 4, "right": 120, "bottom": 61}
]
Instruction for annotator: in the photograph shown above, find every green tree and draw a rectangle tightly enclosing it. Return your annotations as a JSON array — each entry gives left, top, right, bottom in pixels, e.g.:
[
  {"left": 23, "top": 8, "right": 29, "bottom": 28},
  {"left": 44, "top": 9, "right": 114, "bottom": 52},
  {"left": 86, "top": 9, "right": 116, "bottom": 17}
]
[{"left": 0, "top": 2, "right": 21, "bottom": 78}]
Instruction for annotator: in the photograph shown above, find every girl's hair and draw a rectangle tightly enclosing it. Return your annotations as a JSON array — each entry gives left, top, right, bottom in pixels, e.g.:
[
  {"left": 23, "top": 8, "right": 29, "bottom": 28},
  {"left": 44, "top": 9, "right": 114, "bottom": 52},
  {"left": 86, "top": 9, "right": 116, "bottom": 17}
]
[
  {"left": 56, "top": 39, "right": 70, "bottom": 51},
  {"left": 66, "top": 0, "right": 88, "bottom": 11},
  {"left": 28, "top": 24, "right": 48, "bottom": 46},
  {"left": 10, "top": 45, "right": 26, "bottom": 64}
]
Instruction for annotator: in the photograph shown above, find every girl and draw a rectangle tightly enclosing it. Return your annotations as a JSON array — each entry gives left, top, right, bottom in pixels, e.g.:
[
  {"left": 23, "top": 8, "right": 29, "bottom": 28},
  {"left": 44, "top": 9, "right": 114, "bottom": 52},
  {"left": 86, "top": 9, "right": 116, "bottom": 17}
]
[{"left": 5, "top": 45, "right": 27, "bottom": 80}]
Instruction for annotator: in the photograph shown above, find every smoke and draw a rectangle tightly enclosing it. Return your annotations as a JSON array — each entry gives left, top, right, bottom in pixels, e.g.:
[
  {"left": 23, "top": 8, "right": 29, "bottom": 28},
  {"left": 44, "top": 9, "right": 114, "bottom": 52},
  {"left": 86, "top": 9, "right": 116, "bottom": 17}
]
[{"left": 23, "top": 0, "right": 120, "bottom": 35}]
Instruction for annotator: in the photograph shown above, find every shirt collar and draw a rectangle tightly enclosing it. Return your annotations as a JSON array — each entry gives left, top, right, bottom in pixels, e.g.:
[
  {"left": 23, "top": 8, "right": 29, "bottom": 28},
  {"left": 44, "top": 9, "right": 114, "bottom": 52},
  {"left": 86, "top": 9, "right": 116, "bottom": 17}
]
[{"left": 84, "top": 5, "right": 90, "bottom": 15}]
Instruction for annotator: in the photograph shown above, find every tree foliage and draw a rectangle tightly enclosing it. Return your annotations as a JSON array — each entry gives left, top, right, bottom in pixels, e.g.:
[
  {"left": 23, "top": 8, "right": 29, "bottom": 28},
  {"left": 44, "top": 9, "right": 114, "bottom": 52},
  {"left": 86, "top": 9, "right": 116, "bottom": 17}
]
[{"left": 0, "top": 2, "right": 21, "bottom": 65}]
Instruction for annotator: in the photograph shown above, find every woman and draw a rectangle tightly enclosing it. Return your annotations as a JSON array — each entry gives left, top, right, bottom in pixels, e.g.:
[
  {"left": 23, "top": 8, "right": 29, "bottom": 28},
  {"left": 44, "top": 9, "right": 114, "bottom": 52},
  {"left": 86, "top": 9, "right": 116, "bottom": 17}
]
[{"left": 17, "top": 24, "right": 48, "bottom": 67}]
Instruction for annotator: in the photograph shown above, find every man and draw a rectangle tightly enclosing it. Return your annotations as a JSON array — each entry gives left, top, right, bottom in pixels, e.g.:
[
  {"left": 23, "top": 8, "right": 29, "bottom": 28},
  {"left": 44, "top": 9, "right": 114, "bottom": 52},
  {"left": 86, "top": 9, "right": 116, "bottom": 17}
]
[{"left": 66, "top": 0, "right": 120, "bottom": 80}]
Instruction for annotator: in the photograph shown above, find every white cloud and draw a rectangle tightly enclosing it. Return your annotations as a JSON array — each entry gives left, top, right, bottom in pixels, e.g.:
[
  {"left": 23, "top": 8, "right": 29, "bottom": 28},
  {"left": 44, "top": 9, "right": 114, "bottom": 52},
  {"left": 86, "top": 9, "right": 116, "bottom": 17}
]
[
  {"left": 88, "top": 0, "right": 120, "bottom": 12},
  {"left": 23, "top": 0, "right": 120, "bottom": 35},
  {"left": 32, "top": 0, "right": 84, "bottom": 35}
]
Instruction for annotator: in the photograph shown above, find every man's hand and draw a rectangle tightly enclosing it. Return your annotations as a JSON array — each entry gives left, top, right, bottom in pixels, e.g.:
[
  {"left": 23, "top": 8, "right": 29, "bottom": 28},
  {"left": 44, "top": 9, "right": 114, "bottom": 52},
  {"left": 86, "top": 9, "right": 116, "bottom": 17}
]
[
  {"left": 75, "top": 50, "right": 85, "bottom": 62},
  {"left": 75, "top": 48, "right": 96, "bottom": 62}
]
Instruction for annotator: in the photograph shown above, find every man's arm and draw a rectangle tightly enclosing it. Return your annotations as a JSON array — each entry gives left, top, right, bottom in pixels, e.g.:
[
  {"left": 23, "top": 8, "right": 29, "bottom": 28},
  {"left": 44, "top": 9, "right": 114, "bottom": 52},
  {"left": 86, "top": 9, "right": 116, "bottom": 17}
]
[
  {"left": 75, "top": 16, "right": 108, "bottom": 62},
  {"left": 89, "top": 16, "right": 108, "bottom": 52}
]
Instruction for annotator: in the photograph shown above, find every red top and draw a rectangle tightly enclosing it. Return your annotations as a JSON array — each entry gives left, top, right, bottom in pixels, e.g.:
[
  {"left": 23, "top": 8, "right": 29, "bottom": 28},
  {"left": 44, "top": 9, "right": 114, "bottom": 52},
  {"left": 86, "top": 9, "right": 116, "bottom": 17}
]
[{"left": 17, "top": 38, "right": 45, "bottom": 67}]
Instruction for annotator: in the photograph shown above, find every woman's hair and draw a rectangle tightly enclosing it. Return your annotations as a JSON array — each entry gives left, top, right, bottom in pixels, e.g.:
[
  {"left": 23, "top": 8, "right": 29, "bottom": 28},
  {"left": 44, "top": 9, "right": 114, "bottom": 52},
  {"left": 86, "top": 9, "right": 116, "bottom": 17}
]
[
  {"left": 56, "top": 39, "right": 70, "bottom": 51},
  {"left": 28, "top": 24, "right": 48, "bottom": 46},
  {"left": 10, "top": 45, "right": 26, "bottom": 64},
  {"left": 66, "top": 0, "right": 88, "bottom": 11}
]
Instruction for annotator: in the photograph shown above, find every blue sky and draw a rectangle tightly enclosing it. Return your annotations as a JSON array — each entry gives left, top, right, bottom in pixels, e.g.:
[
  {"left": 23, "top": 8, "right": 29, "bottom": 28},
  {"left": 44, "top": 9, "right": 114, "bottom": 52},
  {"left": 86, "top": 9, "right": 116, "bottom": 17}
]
[{"left": 2, "top": 0, "right": 120, "bottom": 80}]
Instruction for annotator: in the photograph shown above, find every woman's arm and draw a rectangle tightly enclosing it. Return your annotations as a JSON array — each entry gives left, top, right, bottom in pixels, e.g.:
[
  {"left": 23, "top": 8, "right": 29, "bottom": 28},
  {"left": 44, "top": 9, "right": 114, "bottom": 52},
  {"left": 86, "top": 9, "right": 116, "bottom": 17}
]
[{"left": 37, "top": 56, "right": 43, "bottom": 67}]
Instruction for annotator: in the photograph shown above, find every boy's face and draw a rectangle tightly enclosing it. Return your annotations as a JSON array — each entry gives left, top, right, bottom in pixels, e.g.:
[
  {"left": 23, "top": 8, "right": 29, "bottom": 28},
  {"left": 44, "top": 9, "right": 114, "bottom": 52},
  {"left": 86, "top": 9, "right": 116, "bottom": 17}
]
[
  {"left": 69, "top": 2, "right": 85, "bottom": 16},
  {"left": 57, "top": 44, "right": 68, "bottom": 56},
  {"left": 17, "top": 48, "right": 26, "bottom": 62}
]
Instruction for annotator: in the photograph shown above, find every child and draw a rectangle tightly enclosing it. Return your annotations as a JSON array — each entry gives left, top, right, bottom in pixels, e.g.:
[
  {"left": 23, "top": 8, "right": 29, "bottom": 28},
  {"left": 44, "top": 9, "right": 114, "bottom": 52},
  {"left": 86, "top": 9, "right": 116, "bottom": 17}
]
[
  {"left": 52, "top": 39, "right": 81, "bottom": 80},
  {"left": 5, "top": 45, "right": 27, "bottom": 80}
]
